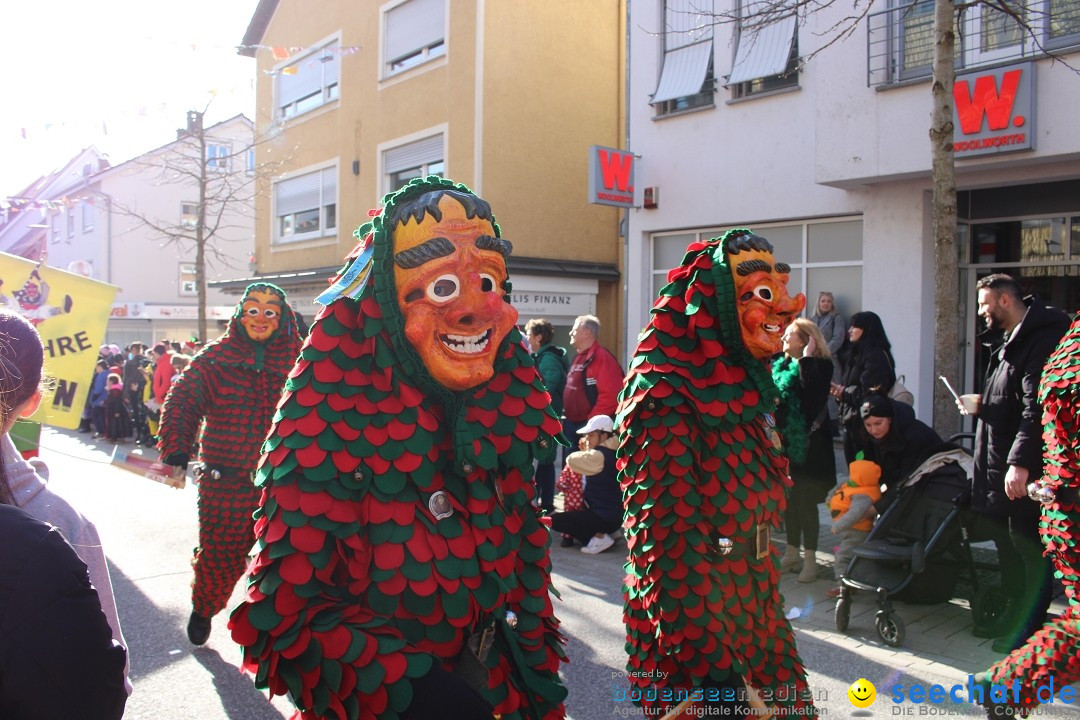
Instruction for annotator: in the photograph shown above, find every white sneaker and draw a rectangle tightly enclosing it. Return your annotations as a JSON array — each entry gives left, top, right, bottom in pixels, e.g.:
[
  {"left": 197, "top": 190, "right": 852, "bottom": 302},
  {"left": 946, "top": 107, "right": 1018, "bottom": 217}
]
[{"left": 581, "top": 534, "right": 615, "bottom": 554}]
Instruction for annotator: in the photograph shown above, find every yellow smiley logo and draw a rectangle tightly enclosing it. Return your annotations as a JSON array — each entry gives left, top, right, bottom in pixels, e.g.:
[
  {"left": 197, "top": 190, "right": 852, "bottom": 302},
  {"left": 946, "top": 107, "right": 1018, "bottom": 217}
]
[{"left": 848, "top": 678, "right": 877, "bottom": 708}]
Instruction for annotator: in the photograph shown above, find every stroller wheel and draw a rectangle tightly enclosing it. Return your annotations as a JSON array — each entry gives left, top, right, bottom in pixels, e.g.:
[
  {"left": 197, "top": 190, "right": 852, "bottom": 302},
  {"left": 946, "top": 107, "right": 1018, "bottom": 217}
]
[
  {"left": 875, "top": 611, "right": 905, "bottom": 647},
  {"left": 971, "top": 584, "right": 1011, "bottom": 638},
  {"left": 834, "top": 597, "right": 851, "bottom": 632}
]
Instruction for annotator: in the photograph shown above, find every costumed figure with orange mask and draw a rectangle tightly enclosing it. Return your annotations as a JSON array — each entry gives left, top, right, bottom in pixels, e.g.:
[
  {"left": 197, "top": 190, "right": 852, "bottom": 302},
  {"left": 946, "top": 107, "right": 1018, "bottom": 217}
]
[
  {"left": 617, "top": 229, "right": 817, "bottom": 717},
  {"left": 229, "top": 178, "right": 568, "bottom": 720},
  {"left": 156, "top": 282, "right": 301, "bottom": 645}
]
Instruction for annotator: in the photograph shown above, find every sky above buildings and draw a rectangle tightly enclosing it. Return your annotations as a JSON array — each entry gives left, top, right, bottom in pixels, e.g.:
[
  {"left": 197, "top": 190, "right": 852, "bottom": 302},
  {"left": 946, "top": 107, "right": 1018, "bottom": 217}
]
[{"left": 0, "top": 0, "right": 260, "bottom": 196}]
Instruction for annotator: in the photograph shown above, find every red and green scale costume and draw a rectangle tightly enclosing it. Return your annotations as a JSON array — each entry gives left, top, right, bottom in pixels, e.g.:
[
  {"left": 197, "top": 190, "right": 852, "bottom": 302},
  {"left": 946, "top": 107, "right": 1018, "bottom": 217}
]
[
  {"left": 985, "top": 310, "right": 1080, "bottom": 712},
  {"left": 229, "top": 178, "right": 568, "bottom": 720},
  {"left": 157, "top": 282, "right": 302, "bottom": 618},
  {"left": 616, "top": 231, "right": 815, "bottom": 716}
]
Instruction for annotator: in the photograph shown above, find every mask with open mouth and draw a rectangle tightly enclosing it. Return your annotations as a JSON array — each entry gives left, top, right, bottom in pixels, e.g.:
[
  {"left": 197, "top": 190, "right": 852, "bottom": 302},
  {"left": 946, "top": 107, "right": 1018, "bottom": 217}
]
[
  {"left": 391, "top": 192, "right": 517, "bottom": 392},
  {"left": 726, "top": 232, "right": 805, "bottom": 360}
]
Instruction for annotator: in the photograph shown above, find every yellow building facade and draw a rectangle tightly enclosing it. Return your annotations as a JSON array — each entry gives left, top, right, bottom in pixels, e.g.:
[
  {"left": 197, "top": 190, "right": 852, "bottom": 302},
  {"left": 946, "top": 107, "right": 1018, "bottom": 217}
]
[{"left": 229, "top": 0, "right": 627, "bottom": 356}]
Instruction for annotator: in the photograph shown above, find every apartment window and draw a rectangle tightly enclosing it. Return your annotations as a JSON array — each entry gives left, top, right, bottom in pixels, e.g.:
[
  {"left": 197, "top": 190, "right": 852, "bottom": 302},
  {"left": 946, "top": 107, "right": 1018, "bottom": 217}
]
[
  {"left": 728, "top": 0, "right": 800, "bottom": 98},
  {"left": 81, "top": 202, "right": 93, "bottom": 232},
  {"left": 50, "top": 215, "right": 59, "bottom": 243},
  {"left": 206, "top": 144, "right": 230, "bottom": 171},
  {"left": 181, "top": 202, "right": 199, "bottom": 230},
  {"left": 179, "top": 263, "right": 197, "bottom": 296},
  {"left": 1047, "top": 0, "right": 1080, "bottom": 46},
  {"left": 383, "top": 0, "right": 446, "bottom": 77},
  {"left": 276, "top": 42, "right": 341, "bottom": 119},
  {"left": 274, "top": 166, "right": 338, "bottom": 245},
  {"left": 66, "top": 207, "right": 75, "bottom": 238},
  {"left": 652, "top": 0, "right": 715, "bottom": 116},
  {"left": 246, "top": 147, "right": 256, "bottom": 175},
  {"left": 383, "top": 135, "right": 444, "bottom": 193}
]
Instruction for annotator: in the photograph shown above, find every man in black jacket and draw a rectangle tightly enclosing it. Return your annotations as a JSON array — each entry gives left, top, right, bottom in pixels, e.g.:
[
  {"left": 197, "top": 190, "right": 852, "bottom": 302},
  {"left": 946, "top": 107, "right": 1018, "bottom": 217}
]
[{"left": 964, "top": 274, "right": 1070, "bottom": 653}]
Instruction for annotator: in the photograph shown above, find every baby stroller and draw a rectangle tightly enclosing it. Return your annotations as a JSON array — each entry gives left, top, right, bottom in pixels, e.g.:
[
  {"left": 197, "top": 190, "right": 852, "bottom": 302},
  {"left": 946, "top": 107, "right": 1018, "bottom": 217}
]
[{"left": 832, "top": 443, "right": 1006, "bottom": 646}]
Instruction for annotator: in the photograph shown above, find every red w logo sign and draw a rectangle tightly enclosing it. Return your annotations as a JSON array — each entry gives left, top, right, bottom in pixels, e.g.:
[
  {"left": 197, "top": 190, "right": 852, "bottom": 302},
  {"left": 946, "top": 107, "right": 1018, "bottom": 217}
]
[
  {"left": 954, "top": 69, "right": 1022, "bottom": 135},
  {"left": 598, "top": 149, "right": 634, "bottom": 192}
]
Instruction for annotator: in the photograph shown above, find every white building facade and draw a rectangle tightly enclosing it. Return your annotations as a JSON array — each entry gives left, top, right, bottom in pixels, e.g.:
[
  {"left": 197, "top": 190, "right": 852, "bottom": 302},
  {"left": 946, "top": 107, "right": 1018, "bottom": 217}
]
[{"left": 626, "top": 0, "right": 1080, "bottom": 422}]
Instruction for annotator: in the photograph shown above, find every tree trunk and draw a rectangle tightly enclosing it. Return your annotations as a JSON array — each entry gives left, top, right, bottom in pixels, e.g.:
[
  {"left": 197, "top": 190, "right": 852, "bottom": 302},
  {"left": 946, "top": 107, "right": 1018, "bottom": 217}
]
[{"left": 930, "top": 0, "right": 960, "bottom": 437}]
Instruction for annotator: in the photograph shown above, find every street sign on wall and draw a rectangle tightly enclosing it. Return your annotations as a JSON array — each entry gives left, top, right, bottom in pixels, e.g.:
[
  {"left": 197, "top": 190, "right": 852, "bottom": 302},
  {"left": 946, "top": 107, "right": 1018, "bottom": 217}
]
[
  {"left": 588, "top": 145, "right": 636, "bottom": 208},
  {"left": 953, "top": 62, "right": 1035, "bottom": 158}
]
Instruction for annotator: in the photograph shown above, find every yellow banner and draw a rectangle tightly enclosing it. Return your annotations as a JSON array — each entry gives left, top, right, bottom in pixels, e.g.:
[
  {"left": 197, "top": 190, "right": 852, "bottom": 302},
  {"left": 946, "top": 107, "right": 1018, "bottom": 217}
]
[{"left": 0, "top": 252, "right": 118, "bottom": 430}]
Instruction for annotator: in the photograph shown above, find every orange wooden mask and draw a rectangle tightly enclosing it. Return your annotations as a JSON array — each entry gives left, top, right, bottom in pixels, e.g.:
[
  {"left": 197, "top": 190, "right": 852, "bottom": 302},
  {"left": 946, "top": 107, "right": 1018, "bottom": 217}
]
[
  {"left": 392, "top": 195, "right": 517, "bottom": 391},
  {"left": 239, "top": 289, "right": 283, "bottom": 343},
  {"left": 730, "top": 247, "right": 806, "bottom": 359}
]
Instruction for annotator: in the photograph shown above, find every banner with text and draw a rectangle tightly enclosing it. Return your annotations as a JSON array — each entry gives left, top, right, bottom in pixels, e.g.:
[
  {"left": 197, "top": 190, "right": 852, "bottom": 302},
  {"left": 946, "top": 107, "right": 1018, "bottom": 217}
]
[{"left": 0, "top": 251, "right": 119, "bottom": 429}]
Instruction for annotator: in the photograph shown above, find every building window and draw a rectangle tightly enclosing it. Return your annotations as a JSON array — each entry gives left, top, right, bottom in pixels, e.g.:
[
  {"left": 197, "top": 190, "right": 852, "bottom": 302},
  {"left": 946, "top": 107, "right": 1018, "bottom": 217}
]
[
  {"left": 179, "top": 263, "right": 197, "bottom": 296},
  {"left": 273, "top": 166, "right": 338, "bottom": 245},
  {"left": 50, "top": 215, "right": 59, "bottom": 243},
  {"left": 728, "top": 0, "right": 800, "bottom": 98},
  {"left": 383, "top": 0, "right": 446, "bottom": 77},
  {"left": 81, "top": 202, "right": 93, "bottom": 232},
  {"left": 181, "top": 202, "right": 199, "bottom": 230},
  {"left": 870, "top": 0, "right": 1080, "bottom": 87},
  {"left": 383, "top": 134, "right": 445, "bottom": 193},
  {"left": 246, "top": 147, "right": 256, "bottom": 175},
  {"left": 276, "top": 41, "right": 341, "bottom": 120},
  {"left": 652, "top": 0, "right": 715, "bottom": 116},
  {"left": 206, "top": 144, "right": 230, "bottom": 171},
  {"left": 1047, "top": 0, "right": 1080, "bottom": 46},
  {"left": 66, "top": 207, "right": 75, "bottom": 238},
  {"left": 650, "top": 219, "right": 863, "bottom": 320}
]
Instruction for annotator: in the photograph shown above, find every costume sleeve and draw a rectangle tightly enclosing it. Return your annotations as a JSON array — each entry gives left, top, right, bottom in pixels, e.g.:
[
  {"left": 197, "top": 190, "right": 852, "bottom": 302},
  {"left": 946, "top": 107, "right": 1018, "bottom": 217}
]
[
  {"left": 1, "top": 525, "right": 128, "bottom": 720},
  {"left": 565, "top": 448, "right": 605, "bottom": 476},
  {"left": 157, "top": 355, "right": 209, "bottom": 459},
  {"left": 589, "top": 347, "right": 624, "bottom": 418},
  {"left": 833, "top": 495, "right": 873, "bottom": 532}
]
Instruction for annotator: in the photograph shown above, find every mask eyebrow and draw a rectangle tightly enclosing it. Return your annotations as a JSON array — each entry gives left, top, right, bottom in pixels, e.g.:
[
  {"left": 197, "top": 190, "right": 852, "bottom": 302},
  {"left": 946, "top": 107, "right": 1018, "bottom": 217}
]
[
  {"left": 775, "top": 262, "right": 790, "bottom": 274},
  {"left": 736, "top": 258, "right": 772, "bottom": 276},
  {"left": 475, "top": 234, "right": 513, "bottom": 257},
  {"left": 394, "top": 237, "right": 456, "bottom": 269}
]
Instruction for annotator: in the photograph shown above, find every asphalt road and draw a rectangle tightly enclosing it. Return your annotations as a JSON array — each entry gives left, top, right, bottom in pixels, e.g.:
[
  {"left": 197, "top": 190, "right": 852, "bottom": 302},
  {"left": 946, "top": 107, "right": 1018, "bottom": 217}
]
[{"left": 36, "top": 427, "right": 1080, "bottom": 719}]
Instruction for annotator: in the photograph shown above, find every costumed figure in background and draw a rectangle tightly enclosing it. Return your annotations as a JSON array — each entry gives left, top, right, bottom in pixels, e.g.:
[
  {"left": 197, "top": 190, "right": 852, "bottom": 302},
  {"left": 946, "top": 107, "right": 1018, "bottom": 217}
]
[
  {"left": 975, "top": 310, "right": 1080, "bottom": 714},
  {"left": 229, "top": 177, "right": 568, "bottom": 720},
  {"left": 618, "top": 229, "right": 814, "bottom": 716},
  {"left": 156, "top": 282, "right": 301, "bottom": 645}
]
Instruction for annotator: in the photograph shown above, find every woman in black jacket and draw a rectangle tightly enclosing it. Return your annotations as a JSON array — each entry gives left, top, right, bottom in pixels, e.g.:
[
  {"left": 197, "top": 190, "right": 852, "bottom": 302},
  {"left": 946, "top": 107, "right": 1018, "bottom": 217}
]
[
  {"left": 0, "top": 503, "right": 128, "bottom": 719},
  {"left": 831, "top": 311, "right": 896, "bottom": 463},
  {"left": 774, "top": 318, "right": 837, "bottom": 582}
]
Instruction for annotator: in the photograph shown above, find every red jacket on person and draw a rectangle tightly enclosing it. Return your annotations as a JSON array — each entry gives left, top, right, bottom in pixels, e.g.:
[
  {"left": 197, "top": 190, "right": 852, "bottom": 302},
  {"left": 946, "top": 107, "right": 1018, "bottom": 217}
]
[
  {"left": 562, "top": 343, "right": 624, "bottom": 422},
  {"left": 152, "top": 351, "right": 173, "bottom": 405}
]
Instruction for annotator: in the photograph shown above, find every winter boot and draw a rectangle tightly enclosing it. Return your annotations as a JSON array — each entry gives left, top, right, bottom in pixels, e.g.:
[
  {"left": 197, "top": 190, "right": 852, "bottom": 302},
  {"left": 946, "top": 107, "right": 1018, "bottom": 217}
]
[
  {"left": 797, "top": 549, "right": 818, "bottom": 583},
  {"left": 780, "top": 544, "right": 801, "bottom": 573}
]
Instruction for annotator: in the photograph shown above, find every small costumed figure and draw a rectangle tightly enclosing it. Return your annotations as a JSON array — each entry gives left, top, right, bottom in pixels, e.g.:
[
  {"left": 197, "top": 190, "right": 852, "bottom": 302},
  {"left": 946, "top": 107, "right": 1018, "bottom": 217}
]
[
  {"left": 229, "top": 177, "right": 568, "bottom": 720},
  {"left": 975, "top": 309, "right": 1080, "bottom": 716},
  {"left": 156, "top": 282, "right": 301, "bottom": 645},
  {"left": 618, "top": 229, "right": 815, "bottom": 717},
  {"left": 10, "top": 269, "right": 73, "bottom": 326}
]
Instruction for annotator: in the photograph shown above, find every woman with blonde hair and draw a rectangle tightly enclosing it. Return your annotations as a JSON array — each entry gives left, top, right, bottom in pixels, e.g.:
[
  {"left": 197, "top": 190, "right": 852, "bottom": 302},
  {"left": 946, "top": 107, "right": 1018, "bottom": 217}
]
[{"left": 772, "top": 317, "right": 837, "bottom": 582}]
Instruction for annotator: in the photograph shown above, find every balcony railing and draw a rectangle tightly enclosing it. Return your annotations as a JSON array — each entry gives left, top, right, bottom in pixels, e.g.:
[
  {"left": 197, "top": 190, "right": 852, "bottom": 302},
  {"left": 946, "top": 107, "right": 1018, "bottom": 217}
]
[{"left": 868, "top": 0, "right": 1080, "bottom": 87}]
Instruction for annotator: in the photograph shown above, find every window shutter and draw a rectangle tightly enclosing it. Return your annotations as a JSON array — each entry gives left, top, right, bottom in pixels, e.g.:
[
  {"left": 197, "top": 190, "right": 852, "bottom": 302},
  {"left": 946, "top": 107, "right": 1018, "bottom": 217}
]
[
  {"left": 277, "top": 55, "right": 323, "bottom": 107},
  {"left": 384, "top": 135, "right": 444, "bottom": 174},
  {"left": 386, "top": 0, "right": 445, "bottom": 62},
  {"left": 652, "top": 41, "right": 713, "bottom": 103},
  {"left": 276, "top": 172, "right": 322, "bottom": 216},
  {"left": 728, "top": 2, "right": 798, "bottom": 84},
  {"left": 321, "top": 167, "right": 337, "bottom": 203}
]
